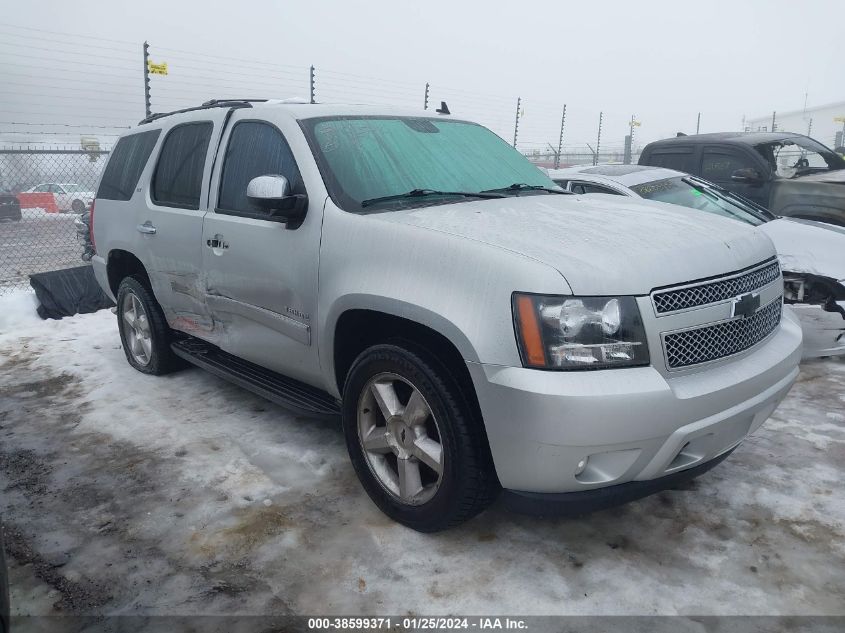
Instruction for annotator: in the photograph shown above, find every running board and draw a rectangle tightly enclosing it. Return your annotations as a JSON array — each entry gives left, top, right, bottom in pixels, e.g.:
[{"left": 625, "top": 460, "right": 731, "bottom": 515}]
[{"left": 171, "top": 338, "right": 341, "bottom": 419}]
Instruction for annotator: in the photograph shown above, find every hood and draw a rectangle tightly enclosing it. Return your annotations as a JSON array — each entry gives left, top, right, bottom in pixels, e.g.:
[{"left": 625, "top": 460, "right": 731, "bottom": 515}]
[
  {"left": 377, "top": 194, "right": 775, "bottom": 295},
  {"left": 792, "top": 169, "right": 845, "bottom": 184},
  {"left": 760, "top": 218, "right": 845, "bottom": 281}
]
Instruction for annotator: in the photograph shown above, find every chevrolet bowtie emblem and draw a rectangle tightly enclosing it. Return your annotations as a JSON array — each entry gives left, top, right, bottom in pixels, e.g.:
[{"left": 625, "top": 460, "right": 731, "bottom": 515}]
[{"left": 732, "top": 292, "right": 761, "bottom": 319}]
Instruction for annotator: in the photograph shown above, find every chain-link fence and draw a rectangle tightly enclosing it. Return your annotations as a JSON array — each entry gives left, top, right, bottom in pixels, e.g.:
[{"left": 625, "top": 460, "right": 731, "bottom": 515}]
[
  {"left": 0, "top": 147, "right": 108, "bottom": 293},
  {"left": 0, "top": 23, "right": 755, "bottom": 296}
]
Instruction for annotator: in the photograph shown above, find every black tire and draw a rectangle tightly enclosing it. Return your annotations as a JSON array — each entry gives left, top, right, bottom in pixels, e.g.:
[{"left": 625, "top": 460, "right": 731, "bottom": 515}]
[
  {"left": 71, "top": 199, "right": 85, "bottom": 213},
  {"left": 116, "top": 275, "right": 183, "bottom": 375},
  {"left": 342, "top": 343, "right": 499, "bottom": 532}
]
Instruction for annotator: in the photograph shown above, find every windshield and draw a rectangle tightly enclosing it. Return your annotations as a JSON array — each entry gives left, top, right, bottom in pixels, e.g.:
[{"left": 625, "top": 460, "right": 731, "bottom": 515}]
[
  {"left": 300, "top": 116, "right": 557, "bottom": 212},
  {"left": 60, "top": 183, "right": 85, "bottom": 193},
  {"left": 630, "top": 176, "right": 767, "bottom": 226},
  {"left": 753, "top": 136, "right": 845, "bottom": 178}
]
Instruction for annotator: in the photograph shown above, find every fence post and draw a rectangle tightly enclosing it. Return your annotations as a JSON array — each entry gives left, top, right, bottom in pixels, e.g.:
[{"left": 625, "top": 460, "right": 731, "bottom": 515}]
[
  {"left": 807, "top": 118, "right": 813, "bottom": 137},
  {"left": 594, "top": 111, "right": 603, "bottom": 166},
  {"left": 555, "top": 105, "right": 566, "bottom": 169},
  {"left": 513, "top": 97, "right": 521, "bottom": 148},
  {"left": 424, "top": 82, "right": 430, "bottom": 110},
  {"left": 143, "top": 41, "right": 151, "bottom": 118},
  {"left": 696, "top": 112, "right": 701, "bottom": 134},
  {"left": 771, "top": 110, "right": 777, "bottom": 132},
  {"left": 309, "top": 66, "right": 316, "bottom": 104}
]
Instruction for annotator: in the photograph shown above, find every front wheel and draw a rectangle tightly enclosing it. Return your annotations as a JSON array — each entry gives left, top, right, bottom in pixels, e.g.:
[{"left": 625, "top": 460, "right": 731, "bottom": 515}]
[
  {"left": 342, "top": 343, "right": 498, "bottom": 531},
  {"left": 71, "top": 199, "right": 85, "bottom": 213}
]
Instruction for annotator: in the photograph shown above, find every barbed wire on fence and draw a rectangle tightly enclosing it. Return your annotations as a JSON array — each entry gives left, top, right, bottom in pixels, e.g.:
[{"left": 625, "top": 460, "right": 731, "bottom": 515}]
[{"left": 2, "top": 21, "right": 841, "bottom": 294}]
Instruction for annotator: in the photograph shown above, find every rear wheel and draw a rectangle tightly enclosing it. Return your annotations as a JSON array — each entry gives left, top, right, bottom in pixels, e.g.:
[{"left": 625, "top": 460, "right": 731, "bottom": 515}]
[
  {"left": 342, "top": 343, "right": 498, "bottom": 531},
  {"left": 116, "top": 276, "right": 183, "bottom": 375}
]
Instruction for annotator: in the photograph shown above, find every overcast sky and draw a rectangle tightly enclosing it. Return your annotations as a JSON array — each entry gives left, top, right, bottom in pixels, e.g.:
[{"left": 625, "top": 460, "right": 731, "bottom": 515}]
[{"left": 1, "top": 0, "right": 842, "bottom": 150}]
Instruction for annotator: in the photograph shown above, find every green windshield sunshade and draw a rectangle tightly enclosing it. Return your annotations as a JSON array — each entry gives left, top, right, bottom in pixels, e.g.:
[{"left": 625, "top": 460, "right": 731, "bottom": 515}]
[{"left": 311, "top": 118, "right": 553, "bottom": 207}]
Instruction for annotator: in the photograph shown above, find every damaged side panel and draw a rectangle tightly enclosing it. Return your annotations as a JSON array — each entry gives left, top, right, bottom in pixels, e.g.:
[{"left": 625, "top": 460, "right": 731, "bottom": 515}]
[{"left": 770, "top": 177, "right": 845, "bottom": 227}]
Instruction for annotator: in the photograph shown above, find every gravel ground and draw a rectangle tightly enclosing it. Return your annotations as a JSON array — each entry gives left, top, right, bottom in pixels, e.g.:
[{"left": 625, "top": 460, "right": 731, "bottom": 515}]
[{"left": 1, "top": 299, "right": 844, "bottom": 619}]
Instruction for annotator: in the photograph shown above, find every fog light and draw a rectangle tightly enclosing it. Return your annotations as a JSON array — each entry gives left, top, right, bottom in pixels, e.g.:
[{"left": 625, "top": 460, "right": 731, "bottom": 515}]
[{"left": 574, "top": 458, "right": 588, "bottom": 476}]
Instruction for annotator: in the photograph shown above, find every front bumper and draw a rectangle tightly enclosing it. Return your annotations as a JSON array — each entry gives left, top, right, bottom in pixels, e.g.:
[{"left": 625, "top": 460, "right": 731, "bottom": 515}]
[
  {"left": 502, "top": 448, "right": 734, "bottom": 516},
  {"left": 468, "top": 307, "right": 802, "bottom": 495}
]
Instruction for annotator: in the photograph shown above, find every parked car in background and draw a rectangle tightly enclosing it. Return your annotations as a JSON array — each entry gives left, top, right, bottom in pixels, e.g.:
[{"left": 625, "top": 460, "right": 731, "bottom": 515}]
[
  {"left": 24, "top": 182, "right": 94, "bottom": 213},
  {"left": 91, "top": 100, "right": 801, "bottom": 531},
  {"left": 638, "top": 132, "right": 845, "bottom": 227},
  {"left": 550, "top": 164, "right": 845, "bottom": 358},
  {"left": 0, "top": 189, "right": 21, "bottom": 222}
]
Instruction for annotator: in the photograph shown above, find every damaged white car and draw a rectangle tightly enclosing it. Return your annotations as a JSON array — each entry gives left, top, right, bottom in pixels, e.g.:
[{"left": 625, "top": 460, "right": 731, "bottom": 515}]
[{"left": 550, "top": 165, "right": 845, "bottom": 358}]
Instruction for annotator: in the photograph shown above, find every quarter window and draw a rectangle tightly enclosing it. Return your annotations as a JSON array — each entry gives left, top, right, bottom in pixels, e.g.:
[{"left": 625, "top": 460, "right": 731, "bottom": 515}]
[
  {"left": 98, "top": 130, "right": 161, "bottom": 201},
  {"left": 571, "top": 182, "right": 621, "bottom": 195},
  {"left": 218, "top": 121, "right": 301, "bottom": 215},
  {"left": 152, "top": 122, "right": 212, "bottom": 209}
]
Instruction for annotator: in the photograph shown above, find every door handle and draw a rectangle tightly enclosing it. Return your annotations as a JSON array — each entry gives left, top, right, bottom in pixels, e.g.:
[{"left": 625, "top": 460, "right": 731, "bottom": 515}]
[
  {"left": 206, "top": 235, "right": 229, "bottom": 250},
  {"left": 136, "top": 221, "right": 157, "bottom": 235}
]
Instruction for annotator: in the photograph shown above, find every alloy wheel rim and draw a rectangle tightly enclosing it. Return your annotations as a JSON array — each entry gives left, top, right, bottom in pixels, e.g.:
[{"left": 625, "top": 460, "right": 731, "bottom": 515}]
[
  {"left": 357, "top": 372, "right": 444, "bottom": 506},
  {"left": 122, "top": 292, "right": 152, "bottom": 366}
]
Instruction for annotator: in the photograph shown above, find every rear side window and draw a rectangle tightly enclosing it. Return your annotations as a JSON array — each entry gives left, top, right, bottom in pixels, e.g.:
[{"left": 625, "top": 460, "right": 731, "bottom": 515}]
[
  {"left": 97, "top": 130, "right": 160, "bottom": 201},
  {"left": 217, "top": 121, "right": 301, "bottom": 216},
  {"left": 644, "top": 147, "right": 696, "bottom": 173},
  {"left": 152, "top": 122, "right": 213, "bottom": 209}
]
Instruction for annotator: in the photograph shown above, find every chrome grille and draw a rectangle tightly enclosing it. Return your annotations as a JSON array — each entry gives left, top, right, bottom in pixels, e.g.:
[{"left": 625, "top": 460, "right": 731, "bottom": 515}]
[
  {"left": 663, "top": 298, "right": 782, "bottom": 369},
  {"left": 653, "top": 261, "right": 781, "bottom": 314}
]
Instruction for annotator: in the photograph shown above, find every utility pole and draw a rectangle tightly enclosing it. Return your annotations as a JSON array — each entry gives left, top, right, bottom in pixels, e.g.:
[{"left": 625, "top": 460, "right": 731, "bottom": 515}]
[
  {"left": 513, "top": 97, "right": 521, "bottom": 148},
  {"left": 142, "top": 41, "right": 151, "bottom": 118},
  {"left": 807, "top": 117, "right": 813, "bottom": 137},
  {"left": 309, "top": 66, "right": 316, "bottom": 104},
  {"left": 696, "top": 112, "right": 701, "bottom": 134},
  {"left": 555, "top": 105, "right": 566, "bottom": 169},
  {"left": 594, "top": 111, "right": 603, "bottom": 166},
  {"left": 623, "top": 114, "right": 636, "bottom": 165},
  {"left": 771, "top": 110, "right": 777, "bottom": 132},
  {"left": 424, "top": 82, "right": 430, "bottom": 110}
]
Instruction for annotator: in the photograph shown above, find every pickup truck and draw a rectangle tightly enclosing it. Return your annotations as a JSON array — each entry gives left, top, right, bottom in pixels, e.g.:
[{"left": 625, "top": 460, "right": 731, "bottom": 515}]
[
  {"left": 90, "top": 99, "right": 802, "bottom": 531},
  {"left": 639, "top": 132, "right": 845, "bottom": 227}
]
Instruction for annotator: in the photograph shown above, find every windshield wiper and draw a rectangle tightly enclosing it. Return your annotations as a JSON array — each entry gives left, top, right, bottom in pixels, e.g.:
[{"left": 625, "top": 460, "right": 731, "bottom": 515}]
[
  {"left": 360, "top": 188, "right": 506, "bottom": 208},
  {"left": 481, "top": 182, "right": 570, "bottom": 195}
]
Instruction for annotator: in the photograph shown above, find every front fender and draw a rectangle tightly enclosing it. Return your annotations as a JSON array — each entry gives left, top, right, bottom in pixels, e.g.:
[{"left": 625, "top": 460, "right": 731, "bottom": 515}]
[{"left": 315, "top": 205, "right": 571, "bottom": 396}]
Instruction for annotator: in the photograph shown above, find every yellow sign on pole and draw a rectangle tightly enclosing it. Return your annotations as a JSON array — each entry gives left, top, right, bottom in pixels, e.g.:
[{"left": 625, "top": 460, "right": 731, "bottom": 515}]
[
  {"left": 834, "top": 116, "right": 845, "bottom": 123},
  {"left": 631, "top": 120, "right": 642, "bottom": 127},
  {"left": 147, "top": 60, "right": 168, "bottom": 76}
]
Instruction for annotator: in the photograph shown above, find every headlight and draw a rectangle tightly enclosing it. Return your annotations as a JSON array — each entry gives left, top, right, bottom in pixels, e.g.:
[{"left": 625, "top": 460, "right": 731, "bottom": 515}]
[{"left": 513, "top": 293, "right": 650, "bottom": 370}]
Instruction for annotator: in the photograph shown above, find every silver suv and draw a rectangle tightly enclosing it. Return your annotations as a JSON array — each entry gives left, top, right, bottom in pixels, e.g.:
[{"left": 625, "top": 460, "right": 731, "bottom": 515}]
[{"left": 90, "top": 99, "right": 803, "bottom": 531}]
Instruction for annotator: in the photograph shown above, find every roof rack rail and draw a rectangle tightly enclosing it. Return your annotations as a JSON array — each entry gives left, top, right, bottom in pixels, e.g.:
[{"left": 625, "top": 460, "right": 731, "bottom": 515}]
[{"left": 138, "top": 99, "right": 268, "bottom": 125}]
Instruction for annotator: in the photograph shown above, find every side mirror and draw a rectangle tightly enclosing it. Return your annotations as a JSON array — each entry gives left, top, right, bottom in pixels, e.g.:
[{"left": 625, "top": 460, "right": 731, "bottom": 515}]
[
  {"left": 731, "top": 168, "right": 763, "bottom": 184},
  {"left": 246, "top": 175, "right": 308, "bottom": 223}
]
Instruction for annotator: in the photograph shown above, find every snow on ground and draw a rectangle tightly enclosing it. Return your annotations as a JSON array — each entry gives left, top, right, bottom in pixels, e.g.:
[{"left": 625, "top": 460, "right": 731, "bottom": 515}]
[{"left": 1, "top": 297, "right": 844, "bottom": 617}]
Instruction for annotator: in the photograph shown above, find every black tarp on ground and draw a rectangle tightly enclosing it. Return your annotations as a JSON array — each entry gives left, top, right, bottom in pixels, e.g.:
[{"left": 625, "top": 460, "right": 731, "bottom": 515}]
[{"left": 29, "top": 265, "right": 114, "bottom": 320}]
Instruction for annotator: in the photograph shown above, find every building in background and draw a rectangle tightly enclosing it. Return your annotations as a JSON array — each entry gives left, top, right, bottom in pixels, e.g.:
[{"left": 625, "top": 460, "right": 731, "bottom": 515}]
[{"left": 746, "top": 100, "right": 845, "bottom": 149}]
